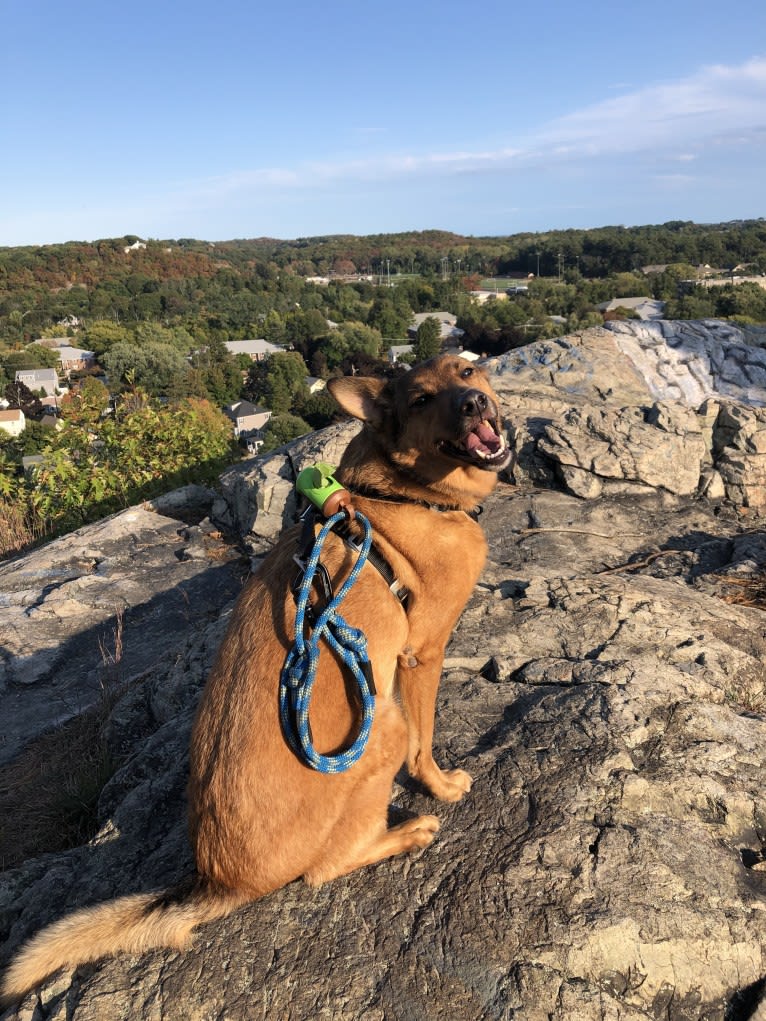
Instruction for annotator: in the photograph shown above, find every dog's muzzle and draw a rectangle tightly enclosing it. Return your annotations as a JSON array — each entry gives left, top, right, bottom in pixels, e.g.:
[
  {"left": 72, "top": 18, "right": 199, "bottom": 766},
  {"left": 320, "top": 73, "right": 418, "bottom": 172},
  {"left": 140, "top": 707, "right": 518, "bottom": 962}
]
[{"left": 439, "top": 388, "right": 512, "bottom": 471}]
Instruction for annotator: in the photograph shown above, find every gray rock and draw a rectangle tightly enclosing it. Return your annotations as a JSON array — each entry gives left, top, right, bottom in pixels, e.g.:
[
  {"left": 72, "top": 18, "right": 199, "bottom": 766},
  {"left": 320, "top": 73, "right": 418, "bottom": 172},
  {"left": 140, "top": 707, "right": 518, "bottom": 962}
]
[
  {"left": 211, "top": 421, "right": 360, "bottom": 549},
  {"left": 605, "top": 318, "right": 766, "bottom": 407},
  {"left": 0, "top": 506, "right": 245, "bottom": 767},
  {"left": 498, "top": 321, "right": 766, "bottom": 511}
]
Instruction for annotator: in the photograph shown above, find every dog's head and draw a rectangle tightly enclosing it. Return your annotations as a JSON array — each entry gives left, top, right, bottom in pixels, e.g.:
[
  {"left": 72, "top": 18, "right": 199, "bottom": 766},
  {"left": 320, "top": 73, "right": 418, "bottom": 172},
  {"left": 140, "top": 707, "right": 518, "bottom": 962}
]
[{"left": 328, "top": 355, "right": 511, "bottom": 503}]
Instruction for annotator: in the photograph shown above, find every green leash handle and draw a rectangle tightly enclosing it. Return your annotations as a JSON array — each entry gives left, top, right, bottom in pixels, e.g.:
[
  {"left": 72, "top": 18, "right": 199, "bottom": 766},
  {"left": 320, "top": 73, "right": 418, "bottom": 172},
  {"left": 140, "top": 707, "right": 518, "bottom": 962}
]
[{"left": 296, "top": 462, "right": 354, "bottom": 518}]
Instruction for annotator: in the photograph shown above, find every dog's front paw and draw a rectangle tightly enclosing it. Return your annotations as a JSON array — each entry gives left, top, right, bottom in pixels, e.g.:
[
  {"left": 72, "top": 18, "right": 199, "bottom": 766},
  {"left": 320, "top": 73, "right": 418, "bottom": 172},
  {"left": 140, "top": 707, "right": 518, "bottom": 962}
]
[
  {"left": 423, "top": 766, "right": 472, "bottom": 802},
  {"left": 398, "top": 814, "right": 441, "bottom": 849}
]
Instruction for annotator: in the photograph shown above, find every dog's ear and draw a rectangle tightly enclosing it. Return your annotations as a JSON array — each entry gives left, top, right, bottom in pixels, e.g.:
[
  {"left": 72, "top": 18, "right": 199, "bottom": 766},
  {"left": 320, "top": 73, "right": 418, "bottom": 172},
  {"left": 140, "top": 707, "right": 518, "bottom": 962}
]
[{"left": 327, "top": 376, "right": 391, "bottom": 427}]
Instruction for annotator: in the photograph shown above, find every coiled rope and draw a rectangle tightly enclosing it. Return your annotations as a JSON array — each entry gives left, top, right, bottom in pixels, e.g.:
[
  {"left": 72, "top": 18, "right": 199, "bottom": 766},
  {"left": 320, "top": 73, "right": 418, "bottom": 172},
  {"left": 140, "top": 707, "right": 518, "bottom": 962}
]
[{"left": 279, "top": 510, "right": 375, "bottom": 773}]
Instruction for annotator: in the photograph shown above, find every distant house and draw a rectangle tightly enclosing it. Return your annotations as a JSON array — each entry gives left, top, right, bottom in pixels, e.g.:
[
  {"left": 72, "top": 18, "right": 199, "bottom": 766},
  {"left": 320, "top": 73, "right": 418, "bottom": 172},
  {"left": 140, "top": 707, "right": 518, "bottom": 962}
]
[
  {"left": 57, "top": 345, "right": 96, "bottom": 374},
  {"left": 698, "top": 274, "right": 766, "bottom": 291},
  {"left": 223, "top": 400, "right": 272, "bottom": 438},
  {"left": 0, "top": 408, "right": 25, "bottom": 436},
  {"left": 640, "top": 264, "right": 669, "bottom": 276},
  {"left": 224, "top": 339, "right": 282, "bottom": 362},
  {"left": 14, "top": 368, "right": 60, "bottom": 397},
  {"left": 40, "top": 414, "right": 64, "bottom": 431},
  {"left": 124, "top": 239, "right": 147, "bottom": 253},
  {"left": 597, "top": 297, "right": 666, "bottom": 321},
  {"left": 305, "top": 376, "right": 326, "bottom": 394},
  {"left": 388, "top": 344, "right": 414, "bottom": 364},
  {"left": 408, "top": 312, "right": 464, "bottom": 344},
  {"left": 443, "top": 347, "right": 481, "bottom": 363},
  {"left": 469, "top": 290, "right": 508, "bottom": 304}
]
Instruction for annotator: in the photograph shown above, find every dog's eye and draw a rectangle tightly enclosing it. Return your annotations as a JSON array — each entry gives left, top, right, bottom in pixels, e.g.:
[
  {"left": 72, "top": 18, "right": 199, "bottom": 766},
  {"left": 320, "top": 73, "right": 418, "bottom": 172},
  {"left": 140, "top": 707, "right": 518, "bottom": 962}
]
[
  {"left": 411, "top": 393, "right": 432, "bottom": 409},
  {"left": 460, "top": 366, "right": 474, "bottom": 379}
]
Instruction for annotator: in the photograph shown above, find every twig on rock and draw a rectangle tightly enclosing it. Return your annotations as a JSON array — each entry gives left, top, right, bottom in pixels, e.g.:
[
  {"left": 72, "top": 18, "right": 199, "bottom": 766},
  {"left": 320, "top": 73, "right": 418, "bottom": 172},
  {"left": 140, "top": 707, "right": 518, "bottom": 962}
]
[
  {"left": 514, "top": 527, "right": 645, "bottom": 541},
  {"left": 597, "top": 549, "right": 683, "bottom": 574}
]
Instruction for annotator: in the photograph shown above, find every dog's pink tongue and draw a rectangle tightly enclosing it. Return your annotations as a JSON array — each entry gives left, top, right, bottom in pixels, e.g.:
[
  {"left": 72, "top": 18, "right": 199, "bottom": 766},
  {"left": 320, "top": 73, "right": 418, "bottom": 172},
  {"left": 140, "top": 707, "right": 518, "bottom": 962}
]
[{"left": 466, "top": 422, "right": 500, "bottom": 453}]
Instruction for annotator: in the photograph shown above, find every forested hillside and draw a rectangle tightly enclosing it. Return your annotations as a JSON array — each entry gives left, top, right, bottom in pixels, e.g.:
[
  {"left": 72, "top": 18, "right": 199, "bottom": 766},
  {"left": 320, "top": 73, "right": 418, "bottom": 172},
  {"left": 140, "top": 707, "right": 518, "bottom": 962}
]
[
  {"left": 2, "top": 220, "right": 765, "bottom": 347},
  {"left": 1, "top": 219, "right": 765, "bottom": 559}
]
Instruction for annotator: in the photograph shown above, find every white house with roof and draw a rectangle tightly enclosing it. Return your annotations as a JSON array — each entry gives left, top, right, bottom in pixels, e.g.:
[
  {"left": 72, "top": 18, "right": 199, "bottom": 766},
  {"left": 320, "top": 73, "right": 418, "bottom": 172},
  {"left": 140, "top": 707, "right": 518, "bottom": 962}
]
[
  {"left": 443, "top": 347, "right": 481, "bottom": 363},
  {"left": 408, "top": 311, "right": 465, "bottom": 343},
  {"left": 14, "top": 368, "right": 60, "bottom": 397},
  {"left": 223, "top": 400, "right": 272, "bottom": 437},
  {"left": 0, "top": 408, "right": 25, "bottom": 436},
  {"left": 224, "top": 339, "right": 282, "bottom": 362}
]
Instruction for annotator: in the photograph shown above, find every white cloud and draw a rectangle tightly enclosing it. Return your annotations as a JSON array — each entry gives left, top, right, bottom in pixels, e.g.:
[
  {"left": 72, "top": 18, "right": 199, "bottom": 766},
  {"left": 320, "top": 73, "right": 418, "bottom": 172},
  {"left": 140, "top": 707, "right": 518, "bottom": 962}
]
[
  {"left": 179, "top": 57, "right": 766, "bottom": 202},
  {"left": 536, "top": 56, "right": 766, "bottom": 155}
]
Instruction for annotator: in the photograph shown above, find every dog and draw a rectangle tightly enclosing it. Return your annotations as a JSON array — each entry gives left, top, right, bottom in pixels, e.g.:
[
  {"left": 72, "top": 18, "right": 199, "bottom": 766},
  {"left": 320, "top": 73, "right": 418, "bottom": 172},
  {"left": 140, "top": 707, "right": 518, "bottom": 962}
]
[{"left": 1, "top": 354, "right": 510, "bottom": 1004}]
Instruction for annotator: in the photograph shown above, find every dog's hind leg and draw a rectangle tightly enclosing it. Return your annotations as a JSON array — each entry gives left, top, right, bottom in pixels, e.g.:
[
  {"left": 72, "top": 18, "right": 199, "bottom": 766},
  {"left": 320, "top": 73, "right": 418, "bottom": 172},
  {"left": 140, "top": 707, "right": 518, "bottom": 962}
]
[
  {"left": 302, "top": 700, "right": 438, "bottom": 886},
  {"left": 304, "top": 814, "right": 440, "bottom": 887}
]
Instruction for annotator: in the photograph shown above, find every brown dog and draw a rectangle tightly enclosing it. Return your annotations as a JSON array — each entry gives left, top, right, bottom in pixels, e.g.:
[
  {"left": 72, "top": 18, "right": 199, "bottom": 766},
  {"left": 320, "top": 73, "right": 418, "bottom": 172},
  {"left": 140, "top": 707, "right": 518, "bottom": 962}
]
[{"left": 1, "top": 354, "right": 510, "bottom": 1004}]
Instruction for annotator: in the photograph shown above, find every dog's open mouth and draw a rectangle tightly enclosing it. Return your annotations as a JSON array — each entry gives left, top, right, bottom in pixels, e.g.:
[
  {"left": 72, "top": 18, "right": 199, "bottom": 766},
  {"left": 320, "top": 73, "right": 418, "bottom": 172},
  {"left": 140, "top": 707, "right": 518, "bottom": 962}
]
[{"left": 439, "top": 419, "right": 511, "bottom": 471}]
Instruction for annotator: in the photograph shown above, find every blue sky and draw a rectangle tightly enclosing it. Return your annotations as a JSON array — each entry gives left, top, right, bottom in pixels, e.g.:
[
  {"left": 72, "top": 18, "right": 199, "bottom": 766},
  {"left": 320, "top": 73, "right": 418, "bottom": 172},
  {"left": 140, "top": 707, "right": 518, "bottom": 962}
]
[{"left": 1, "top": 0, "right": 764, "bottom": 246}]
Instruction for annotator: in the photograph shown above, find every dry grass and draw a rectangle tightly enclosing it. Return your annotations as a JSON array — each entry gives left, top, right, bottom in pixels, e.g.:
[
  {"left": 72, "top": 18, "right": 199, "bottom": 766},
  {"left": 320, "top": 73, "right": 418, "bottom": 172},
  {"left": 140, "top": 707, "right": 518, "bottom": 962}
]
[
  {"left": 717, "top": 570, "right": 766, "bottom": 715},
  {"left": 0, "top": 498, "right": 47, "bottom": 560},
  {"left": 0, "top": 706, "right": 117, "bottom": 870},
  {"left": 718, "top": 571, "right": 766, "bottom": 610},
  {"left": 0, "top": 610, "right": 127, "bottom": 871}
]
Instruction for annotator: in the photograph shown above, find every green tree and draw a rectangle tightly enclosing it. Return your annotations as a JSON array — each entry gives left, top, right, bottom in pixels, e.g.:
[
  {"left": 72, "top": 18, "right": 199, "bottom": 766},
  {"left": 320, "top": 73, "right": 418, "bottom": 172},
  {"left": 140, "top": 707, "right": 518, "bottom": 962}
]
[
  {"left": 2, "top": 348, "right": 57, "bottom": 375},
  {"left": 4, "top": 380, "right": 43, "bottom": 418},
  {"left": 414, "top": 316, "right": 441, "bottom": 360},
  {"left": 103, "top": 341, "right": 189, "bottom": 397},
  {"left": 28, "top": 395, "right": 235, "bottom": 533},
  {"left": 299, "top": 389, "right": 338, "bottom": 429},
  {"left": 244, "top": 351, "right": 309, "bottom": 413},
  {"left": 84, "top": 320, "right": 132, "bottom": 358},
  {"left": 368, "top": 295, "right": 410, "bottom": 338},
  {"left": 321, "top": 322, "right": 383, "bottom": 368},
  {"left": 261, "top": 412, "right": 312, "bottom": 451}
]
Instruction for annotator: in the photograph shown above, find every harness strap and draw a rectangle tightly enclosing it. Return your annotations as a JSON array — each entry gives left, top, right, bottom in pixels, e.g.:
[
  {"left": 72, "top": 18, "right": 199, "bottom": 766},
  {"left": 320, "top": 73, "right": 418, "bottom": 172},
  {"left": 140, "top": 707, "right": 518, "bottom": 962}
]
[
  {"left": 293, "top": 507, "right": 409, "bottom": 611},
  {"left": 331, "top": 520, "right": 409, "bottom": 607}
]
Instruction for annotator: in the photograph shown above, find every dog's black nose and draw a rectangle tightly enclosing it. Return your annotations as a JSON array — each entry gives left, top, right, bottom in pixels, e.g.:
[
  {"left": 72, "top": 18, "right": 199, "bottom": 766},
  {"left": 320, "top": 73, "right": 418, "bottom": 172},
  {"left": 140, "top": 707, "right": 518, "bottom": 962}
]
[{"left": 459, "top": 389, "right": 489, "bottom": 418}]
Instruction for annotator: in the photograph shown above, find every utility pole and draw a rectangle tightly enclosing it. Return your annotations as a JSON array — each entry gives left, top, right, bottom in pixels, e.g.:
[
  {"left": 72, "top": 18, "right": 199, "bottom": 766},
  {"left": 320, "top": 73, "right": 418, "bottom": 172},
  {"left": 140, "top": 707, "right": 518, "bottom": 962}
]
[
  {"left": 557, "top": 252, "right": 563, "bottom": 284},
  {"left": 536, "top": 251, "right": 541, "bottom": 277},
  {"left": 441, "top": 257, "right": 448, "bottom": 281}
]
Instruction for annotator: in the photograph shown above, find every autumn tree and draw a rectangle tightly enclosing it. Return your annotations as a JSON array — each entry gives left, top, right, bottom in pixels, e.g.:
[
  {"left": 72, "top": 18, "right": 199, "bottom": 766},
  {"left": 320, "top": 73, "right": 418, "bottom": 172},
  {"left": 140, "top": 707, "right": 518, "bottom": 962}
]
[{"left": 60, "top": 376, "right": 110, "bottom": 425}]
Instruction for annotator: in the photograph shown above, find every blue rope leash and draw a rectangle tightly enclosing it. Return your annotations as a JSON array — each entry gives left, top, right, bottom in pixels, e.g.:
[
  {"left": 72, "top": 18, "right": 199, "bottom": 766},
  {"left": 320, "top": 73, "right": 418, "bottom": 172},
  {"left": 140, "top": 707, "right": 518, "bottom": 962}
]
[{"left": 279, "top": 510, "right": 375, "bottom": 773}]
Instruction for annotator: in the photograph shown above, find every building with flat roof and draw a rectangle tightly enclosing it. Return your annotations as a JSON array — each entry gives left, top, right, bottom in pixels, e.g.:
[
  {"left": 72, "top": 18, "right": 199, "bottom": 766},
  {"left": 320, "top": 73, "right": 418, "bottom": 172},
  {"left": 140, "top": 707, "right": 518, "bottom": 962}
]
[{"left": 224, "top": 339, "right": 282, "bottom": 361}]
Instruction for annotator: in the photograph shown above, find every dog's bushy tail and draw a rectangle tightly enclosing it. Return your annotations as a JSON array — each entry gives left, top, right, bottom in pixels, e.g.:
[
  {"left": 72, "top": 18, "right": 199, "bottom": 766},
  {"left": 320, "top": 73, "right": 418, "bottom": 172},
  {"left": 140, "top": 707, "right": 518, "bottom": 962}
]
[{"left": 1, "top": 878, "right": 244, "bottom": 1007}]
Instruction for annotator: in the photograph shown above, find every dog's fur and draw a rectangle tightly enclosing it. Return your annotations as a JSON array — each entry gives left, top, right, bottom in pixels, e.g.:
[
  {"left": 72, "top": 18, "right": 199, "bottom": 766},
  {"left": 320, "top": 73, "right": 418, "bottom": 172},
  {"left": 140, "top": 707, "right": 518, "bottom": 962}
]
[{"left": 1, "top": 354, "right": 510, "bottom": 1004}]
